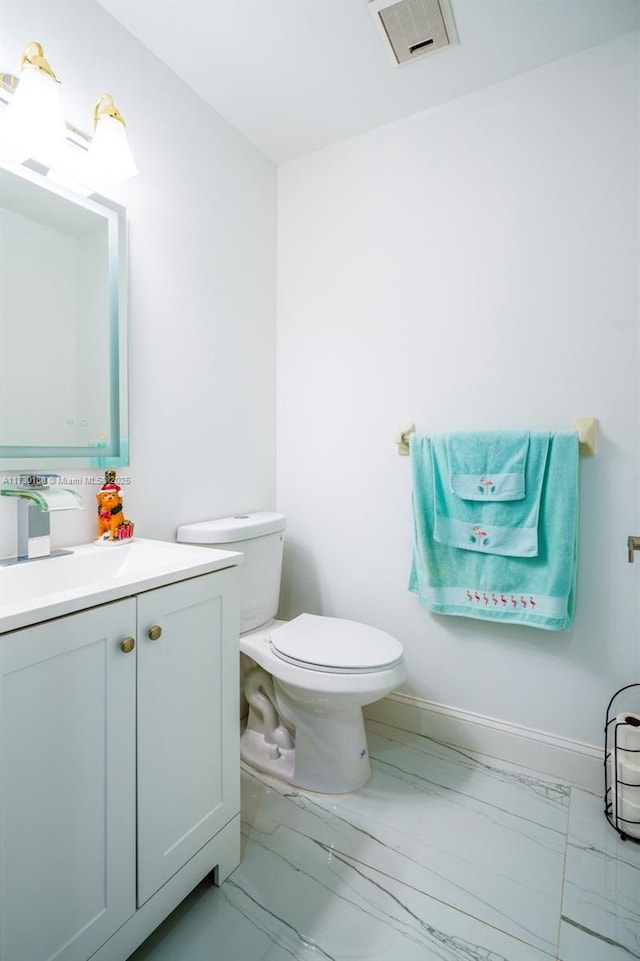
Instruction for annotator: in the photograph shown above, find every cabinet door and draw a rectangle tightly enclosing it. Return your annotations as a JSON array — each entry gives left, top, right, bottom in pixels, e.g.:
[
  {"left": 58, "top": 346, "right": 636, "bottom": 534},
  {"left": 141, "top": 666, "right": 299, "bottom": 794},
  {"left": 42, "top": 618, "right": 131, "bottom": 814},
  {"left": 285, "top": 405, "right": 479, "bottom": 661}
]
[
  {"left": 0, "top": 601, "right": 137, "bottom": 961},
  {"left": 136, "top": 569, "right": 239, "bottom": 905}
]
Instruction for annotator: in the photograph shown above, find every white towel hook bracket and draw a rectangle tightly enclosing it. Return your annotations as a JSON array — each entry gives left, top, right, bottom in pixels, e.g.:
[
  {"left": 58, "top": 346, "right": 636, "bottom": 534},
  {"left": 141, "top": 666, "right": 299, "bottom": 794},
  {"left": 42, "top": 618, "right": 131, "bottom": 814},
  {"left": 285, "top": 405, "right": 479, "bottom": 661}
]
[
  {"left": 572, "top": 417, "right": 597, "bottom": 456},
  {"left": 396, "top": 423, "right": 415, "bottom": 455}
]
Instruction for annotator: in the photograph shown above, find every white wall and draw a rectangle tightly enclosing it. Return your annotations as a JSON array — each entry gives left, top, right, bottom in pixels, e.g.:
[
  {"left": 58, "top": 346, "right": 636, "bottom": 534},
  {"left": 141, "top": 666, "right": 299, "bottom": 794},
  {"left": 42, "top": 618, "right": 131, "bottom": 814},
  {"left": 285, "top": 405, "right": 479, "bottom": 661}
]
[
  {"left": 0, "top": 0, "right": 277, "bottom": 551},
  {"left": 277, "top": 33, "right": 640, "bottom": 748},
  {"left": 1, "top": 3, "right": 637, "bottom": 753}
]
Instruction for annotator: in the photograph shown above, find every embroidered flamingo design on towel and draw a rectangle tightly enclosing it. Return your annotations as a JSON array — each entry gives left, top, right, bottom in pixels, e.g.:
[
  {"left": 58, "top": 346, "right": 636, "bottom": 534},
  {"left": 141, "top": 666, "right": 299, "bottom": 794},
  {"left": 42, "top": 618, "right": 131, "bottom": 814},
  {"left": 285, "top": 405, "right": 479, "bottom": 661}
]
[
  {"left": 470, "top": 525, "right": 490, "bottom": 547},
  {"left": 478, "top": 476, "right": 496, "bottom": 495}
]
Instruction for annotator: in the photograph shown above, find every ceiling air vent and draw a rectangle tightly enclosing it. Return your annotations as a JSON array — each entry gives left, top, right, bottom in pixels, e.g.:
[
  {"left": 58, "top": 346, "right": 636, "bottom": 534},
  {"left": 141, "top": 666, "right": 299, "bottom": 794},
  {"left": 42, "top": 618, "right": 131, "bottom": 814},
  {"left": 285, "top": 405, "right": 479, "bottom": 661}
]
[{"left": 369, "top": 0, "right": 457, "bottom": 66}]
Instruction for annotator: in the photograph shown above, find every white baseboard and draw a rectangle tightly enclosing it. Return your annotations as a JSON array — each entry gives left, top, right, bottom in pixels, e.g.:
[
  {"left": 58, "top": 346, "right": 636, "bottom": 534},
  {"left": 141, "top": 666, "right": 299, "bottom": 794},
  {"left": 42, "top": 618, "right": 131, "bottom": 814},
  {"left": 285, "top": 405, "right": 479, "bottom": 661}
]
[{"left": 364, "top": 692, "right": 603, "bottom": 794}]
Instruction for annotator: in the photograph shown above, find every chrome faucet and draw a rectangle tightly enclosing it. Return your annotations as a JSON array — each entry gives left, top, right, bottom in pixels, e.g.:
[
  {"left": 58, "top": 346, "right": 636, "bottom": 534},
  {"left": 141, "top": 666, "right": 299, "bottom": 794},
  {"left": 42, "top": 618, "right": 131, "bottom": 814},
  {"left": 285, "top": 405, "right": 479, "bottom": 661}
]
[{"left": 0, "top": 474, "right": 84, "bottom": 565}]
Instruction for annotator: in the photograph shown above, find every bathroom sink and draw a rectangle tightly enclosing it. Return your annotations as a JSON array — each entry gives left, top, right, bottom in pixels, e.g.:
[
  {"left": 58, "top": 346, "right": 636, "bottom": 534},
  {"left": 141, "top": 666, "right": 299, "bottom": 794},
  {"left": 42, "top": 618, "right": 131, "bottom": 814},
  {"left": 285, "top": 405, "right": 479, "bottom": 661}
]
[{"left": 0, "top": 538, "right": 242, "bottom": 633}]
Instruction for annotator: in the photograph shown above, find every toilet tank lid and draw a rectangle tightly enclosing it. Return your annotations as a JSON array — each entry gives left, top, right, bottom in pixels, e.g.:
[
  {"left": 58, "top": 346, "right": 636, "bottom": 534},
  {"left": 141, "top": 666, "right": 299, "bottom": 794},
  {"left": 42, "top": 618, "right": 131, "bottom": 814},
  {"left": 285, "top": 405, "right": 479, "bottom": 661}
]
[{"left": 177, "top": 511, "right": 286, "bottom": 544}]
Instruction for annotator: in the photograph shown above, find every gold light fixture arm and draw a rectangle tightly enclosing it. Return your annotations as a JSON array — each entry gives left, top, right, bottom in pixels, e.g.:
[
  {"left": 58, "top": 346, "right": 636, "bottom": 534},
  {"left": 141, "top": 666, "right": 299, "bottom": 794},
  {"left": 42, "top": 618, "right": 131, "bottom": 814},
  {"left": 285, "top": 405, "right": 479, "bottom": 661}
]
[
  {"left": 21, "top": 41, "right": 60, "bottom": 83},
  {"left": 93, "top": 92, "right": 126, "bottom": 129}
]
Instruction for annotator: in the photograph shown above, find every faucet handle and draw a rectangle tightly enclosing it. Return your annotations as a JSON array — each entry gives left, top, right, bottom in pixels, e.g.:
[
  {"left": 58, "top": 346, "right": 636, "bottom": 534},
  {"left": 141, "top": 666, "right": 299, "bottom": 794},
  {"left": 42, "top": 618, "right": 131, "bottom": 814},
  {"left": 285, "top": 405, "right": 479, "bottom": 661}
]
[{"left": 628, "top": 535, "right": 640, "bottom": 563}]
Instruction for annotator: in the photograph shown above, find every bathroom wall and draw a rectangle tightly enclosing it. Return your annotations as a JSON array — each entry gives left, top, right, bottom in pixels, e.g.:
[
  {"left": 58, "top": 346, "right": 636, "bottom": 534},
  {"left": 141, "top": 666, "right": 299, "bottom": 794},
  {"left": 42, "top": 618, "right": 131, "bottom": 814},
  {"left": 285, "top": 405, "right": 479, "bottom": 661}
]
[
  {"left": 2, "top": 2, "right": 637, "bottom": 757},
  {"left": 277, "top": 32, "right": 640, "bottom": 749},
  {"left": 0, "top": 0, "right": 277, "bottom": 552}
]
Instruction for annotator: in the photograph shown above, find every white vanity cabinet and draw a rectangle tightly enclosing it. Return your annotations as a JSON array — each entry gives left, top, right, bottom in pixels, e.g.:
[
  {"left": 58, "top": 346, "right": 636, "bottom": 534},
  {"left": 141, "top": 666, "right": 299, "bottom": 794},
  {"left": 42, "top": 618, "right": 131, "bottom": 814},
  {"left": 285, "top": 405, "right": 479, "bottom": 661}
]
[
  {"left": 136, "top": 572, "right": 240, "bottom": 906},
  {"left": 0, "top": 599, "right": 137, "bottom": 961},
  {"left": 0, "top": 564, "right": 240, "bottom": 961}
]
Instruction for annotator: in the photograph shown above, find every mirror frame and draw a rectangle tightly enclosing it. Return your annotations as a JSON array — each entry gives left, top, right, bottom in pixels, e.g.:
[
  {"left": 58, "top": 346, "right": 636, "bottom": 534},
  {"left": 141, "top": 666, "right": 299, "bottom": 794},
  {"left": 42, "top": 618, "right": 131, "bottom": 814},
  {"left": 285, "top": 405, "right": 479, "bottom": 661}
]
[{"left": 0, "top": 160, "right": 129, "bottom": 468}]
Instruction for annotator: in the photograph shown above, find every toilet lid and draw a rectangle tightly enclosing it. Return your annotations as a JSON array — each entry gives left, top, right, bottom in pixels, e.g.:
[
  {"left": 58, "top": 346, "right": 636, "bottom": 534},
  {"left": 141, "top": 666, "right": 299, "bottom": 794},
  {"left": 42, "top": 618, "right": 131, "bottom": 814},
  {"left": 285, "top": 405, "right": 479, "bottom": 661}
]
[{"left": 270, "top": 614, "right": 403, "bottom": 673}]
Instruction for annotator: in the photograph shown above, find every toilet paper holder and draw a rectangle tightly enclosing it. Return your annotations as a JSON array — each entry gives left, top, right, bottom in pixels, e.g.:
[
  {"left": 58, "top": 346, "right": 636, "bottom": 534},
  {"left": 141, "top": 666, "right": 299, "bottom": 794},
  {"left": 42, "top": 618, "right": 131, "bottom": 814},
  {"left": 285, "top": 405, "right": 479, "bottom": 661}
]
[{"left": 604, "top": 683, "right": 640, "bottom": 843}]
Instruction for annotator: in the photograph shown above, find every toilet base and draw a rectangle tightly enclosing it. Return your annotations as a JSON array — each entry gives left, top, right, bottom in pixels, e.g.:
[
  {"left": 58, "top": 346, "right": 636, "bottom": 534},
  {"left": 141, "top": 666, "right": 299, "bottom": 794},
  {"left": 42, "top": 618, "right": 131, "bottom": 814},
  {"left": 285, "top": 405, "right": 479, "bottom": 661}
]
[
  {"left": 241, "top": 695, "right": 373, "bottom": 794},
  {"left": 240, "top": 727, "right": 296, "bottom": 785}
]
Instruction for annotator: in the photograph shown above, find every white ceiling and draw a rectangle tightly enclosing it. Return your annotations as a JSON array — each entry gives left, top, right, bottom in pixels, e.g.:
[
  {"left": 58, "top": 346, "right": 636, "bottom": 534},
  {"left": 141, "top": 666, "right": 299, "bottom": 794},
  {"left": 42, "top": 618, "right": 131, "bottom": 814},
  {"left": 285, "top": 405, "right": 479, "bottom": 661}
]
[{"left": 98, "top": 0, "right": 639, "bottom": 163}]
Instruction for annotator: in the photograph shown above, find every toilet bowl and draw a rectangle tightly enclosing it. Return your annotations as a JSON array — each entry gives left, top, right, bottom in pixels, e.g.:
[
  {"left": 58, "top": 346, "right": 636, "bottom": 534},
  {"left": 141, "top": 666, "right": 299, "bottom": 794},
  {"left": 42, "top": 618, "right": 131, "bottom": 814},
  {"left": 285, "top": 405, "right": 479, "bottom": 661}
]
[
  {"left": 177, "top": 512, "right": 406, "bottom": 794},
  {"left": 240, "top": 614, "right": 405, "bottom": 793}
]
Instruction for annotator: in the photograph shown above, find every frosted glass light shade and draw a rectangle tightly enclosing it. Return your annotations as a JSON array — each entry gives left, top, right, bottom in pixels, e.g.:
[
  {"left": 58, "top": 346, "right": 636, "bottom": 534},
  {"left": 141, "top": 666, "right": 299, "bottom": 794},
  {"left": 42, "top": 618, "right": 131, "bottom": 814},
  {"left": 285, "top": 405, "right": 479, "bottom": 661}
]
[
  {"left": 87, "top": 113, "right": 138, "bottom": 180},
  {"left": 1, "top": 64, "right": 67, "bottom": 164}
]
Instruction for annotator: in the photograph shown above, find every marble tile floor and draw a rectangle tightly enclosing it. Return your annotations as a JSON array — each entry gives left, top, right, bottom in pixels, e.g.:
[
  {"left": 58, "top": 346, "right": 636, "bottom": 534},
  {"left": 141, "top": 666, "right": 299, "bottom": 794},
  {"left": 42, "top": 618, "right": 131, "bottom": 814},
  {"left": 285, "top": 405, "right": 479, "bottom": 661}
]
[{"left": 129, "top": 720, "right": 640, "bottom": 961}]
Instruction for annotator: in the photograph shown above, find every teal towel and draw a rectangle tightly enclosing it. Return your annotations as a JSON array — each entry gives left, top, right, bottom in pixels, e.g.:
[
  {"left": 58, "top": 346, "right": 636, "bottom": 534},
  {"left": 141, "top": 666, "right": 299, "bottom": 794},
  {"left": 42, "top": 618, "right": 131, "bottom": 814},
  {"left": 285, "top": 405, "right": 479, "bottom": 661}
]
[
  {"left": 447, "top": 430, "right": 530, "bottom": 500},
  {"left": 408, "top": 431, "right": 579, "bottom": 631},
  {"left": 433, "top": 432, "right": 550, "bottom": 557}
]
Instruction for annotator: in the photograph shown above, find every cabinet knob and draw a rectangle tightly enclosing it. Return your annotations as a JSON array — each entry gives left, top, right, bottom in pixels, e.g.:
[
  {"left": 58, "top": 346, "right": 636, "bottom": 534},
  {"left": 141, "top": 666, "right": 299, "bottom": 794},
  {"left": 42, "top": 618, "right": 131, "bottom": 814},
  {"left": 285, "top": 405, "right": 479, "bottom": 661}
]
[
  {"left": 148, "top": 625, "right": 163, "bottom": 641},
  {"left": 120, "top": 637, "right": 135, "bottom": 654}
]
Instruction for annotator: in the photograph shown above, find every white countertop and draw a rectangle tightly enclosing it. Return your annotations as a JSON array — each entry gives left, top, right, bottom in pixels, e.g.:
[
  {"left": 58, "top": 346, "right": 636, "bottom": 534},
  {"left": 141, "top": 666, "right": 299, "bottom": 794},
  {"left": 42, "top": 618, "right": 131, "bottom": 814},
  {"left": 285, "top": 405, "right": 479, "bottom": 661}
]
[{"left": 0, "top": 538, "right": 243, "bottom": 634}]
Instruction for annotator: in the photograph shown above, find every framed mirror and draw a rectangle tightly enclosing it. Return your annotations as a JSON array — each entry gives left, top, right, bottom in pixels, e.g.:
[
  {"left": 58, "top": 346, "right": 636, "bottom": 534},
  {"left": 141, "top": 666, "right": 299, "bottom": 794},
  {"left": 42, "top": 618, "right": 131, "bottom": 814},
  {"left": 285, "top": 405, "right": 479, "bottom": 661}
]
[{"left": 0, "top": 161, "right": 128, "bottom": 468}]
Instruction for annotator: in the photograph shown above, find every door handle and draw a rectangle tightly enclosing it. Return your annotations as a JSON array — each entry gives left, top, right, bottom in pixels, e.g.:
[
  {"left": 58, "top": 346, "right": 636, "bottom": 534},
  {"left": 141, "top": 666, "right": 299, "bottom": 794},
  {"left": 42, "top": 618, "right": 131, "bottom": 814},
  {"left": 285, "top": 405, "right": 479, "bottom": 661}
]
[{"left": 628, "top": 536, "right": 640, "bottom": 563}]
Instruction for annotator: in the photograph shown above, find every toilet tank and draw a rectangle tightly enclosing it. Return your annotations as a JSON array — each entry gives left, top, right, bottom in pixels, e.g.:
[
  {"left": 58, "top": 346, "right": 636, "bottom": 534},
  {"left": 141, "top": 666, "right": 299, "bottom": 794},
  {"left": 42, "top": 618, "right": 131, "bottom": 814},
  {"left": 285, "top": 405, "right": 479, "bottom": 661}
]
[{"left": 176, "top": 512, "right": 286, "bottom": 633}]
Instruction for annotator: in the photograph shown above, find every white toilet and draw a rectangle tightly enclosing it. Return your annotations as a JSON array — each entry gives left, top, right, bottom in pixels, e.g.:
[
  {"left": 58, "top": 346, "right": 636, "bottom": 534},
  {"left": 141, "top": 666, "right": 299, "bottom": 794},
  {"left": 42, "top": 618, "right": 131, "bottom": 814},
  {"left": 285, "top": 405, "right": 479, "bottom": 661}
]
[{"left": 177, "top": 512, "right": 405, "bottom": 794}]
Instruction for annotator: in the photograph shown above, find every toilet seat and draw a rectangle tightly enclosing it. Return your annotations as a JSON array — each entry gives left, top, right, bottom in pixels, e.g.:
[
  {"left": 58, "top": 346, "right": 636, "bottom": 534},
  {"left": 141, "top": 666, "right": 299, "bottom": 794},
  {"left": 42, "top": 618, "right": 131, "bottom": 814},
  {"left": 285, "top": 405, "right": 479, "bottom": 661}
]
[{"left": 269, "top": 613, "right": 403, "bottom": 674}]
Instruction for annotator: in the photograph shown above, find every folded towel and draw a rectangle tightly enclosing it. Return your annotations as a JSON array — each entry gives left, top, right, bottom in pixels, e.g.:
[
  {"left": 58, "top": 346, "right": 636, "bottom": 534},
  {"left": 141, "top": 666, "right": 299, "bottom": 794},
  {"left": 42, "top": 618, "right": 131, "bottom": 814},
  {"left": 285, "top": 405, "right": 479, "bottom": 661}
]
[
  {"left": 408, "top": 431, "right": 579, "bottom": 631},
  {"left": 447, "top": 430, "right": 530, "bottom": 501},
  {"left": 433, "top": 432, "right": 549, "bottom": 557}
]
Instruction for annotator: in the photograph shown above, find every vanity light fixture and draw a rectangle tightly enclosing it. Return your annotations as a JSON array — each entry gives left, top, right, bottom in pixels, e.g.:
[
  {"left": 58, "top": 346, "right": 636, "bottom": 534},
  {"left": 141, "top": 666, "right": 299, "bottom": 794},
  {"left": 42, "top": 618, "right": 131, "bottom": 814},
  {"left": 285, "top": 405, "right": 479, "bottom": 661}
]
[
  {"left": 0, "top": 42, "right": 67, "bottom": 165},
  {"left": 87, "top": 93, "right": 138, "bottom": 180},
  {"left": 0, "top": 42, "right": 138, "bottom": 184}
]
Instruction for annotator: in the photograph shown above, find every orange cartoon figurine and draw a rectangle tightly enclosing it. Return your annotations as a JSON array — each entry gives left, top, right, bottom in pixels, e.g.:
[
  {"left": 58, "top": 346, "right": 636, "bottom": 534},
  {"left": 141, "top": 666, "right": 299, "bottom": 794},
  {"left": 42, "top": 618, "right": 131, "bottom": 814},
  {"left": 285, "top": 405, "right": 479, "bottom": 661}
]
[{"left": 96, "top": 470, "right": 134, "bottom": 543}]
